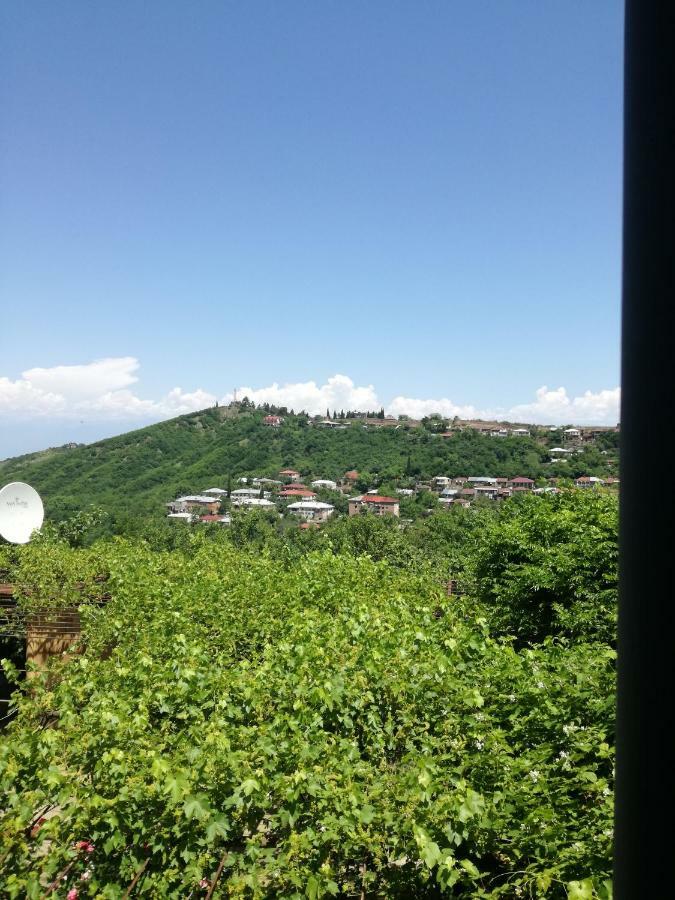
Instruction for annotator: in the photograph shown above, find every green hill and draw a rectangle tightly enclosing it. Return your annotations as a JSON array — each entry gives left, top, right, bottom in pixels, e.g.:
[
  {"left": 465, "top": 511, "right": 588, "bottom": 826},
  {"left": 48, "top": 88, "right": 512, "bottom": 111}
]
[{"left": 0, "top": 405, "right": 615, "bottom": 522}]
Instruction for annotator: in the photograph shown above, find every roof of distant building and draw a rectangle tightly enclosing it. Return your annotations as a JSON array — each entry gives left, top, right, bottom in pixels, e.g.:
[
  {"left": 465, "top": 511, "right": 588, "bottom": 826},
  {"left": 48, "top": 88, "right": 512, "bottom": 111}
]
[
  {"left": 287, "top": 501, "right": 334, "bottom": 510},
  {"left": 279, "top": 488, "right": 317, "bottom": 497}
]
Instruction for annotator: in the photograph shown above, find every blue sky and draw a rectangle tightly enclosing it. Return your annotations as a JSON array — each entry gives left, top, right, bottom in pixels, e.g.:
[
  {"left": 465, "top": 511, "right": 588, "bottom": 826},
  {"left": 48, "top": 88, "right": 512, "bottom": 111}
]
[{"left": 1, "top": 2, "right": 624, "bottom": 458}]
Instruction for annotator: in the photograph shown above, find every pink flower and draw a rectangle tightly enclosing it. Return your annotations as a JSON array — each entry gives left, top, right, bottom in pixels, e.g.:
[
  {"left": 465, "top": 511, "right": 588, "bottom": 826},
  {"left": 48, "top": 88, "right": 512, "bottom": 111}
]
[
  {"left": 67, "top": 889, "right": 79, "bottom": 900},
  {"left": 85, "top": 842, "right": 95, "bottom": 854},
  {"left": 200, "top": 878, "right": 210, "bottom": 889},
  {"left": 75, "top": 840, "right": 89, "bottom": 851}
]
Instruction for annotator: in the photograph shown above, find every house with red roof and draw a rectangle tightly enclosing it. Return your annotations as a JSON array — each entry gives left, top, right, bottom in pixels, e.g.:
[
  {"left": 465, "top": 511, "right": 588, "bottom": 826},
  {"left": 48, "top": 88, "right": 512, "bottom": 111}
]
[
  {"left": 575, "top": 476, "right": 605, "bottom": 489},
  {"left": 263, "top": 415, "right": 284, "bottom": 427},
  {"left": 348, "top": 495, "right": 400, "bottom": 517},
  {"left": 509, "top": 476, "right": 535, "bottom": 490},
  {"left": 279, "top": 468, "right": 301, "bottom": 482},
  {"left": 279, "top": 488, "right": 317, "bottom": 500}
]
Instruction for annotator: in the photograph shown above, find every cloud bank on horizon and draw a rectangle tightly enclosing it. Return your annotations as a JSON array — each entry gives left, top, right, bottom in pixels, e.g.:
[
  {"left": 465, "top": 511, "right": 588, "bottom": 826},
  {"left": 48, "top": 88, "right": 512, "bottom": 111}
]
[{"left": 0, "top": 357, "right": 620, "bottom": 427}]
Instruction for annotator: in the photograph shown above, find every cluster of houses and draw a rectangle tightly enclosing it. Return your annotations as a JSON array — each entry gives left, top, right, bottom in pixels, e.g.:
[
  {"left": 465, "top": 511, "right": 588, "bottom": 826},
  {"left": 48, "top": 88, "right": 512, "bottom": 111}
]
[
  {"left": 165, "top": 464, "right": 618, "bottom": 527},
  {"left": 261, "top": 413, "right": 618, "bottom": 443},
  {"left": 423, "top": 474, "right": 618, "bottom": 508},
  {"left": 165, "top": 468, "right": 403, "bottom": 526}
]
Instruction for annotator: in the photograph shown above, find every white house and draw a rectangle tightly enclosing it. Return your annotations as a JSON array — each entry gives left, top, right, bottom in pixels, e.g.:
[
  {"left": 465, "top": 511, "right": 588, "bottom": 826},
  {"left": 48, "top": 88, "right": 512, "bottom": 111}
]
[
  {"left": 169, "top": 495, "right": 221, "bottom": 514},
  {"left": 231, "top": 487, "right": 271, "bottom": 500},
  {"left": 230, "top": 497, "right": 276, "bottom": 509},
  {"left": 203, "top": 487, "right": 227, "bottom": 495},
  {"left": 311, "top": 479, "right": 338, "bottom": 491},
  {"left": 473, "top": 485, "right": 500, "bottom": 500},
  {"left": 287, "top": 501, "right": 335, "bottom": 523},
  {"left": 440, "top": 488, "right": 458, "bottom": 498},
  {"left": 432, "top": 476, "right": 451, "bottom": 490}
]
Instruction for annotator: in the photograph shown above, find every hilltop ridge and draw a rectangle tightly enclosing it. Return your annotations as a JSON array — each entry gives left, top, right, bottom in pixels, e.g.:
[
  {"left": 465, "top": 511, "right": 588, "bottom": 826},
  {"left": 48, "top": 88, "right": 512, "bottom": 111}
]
[{"left": 0, "top": 403, "right": 618, "bottom": 522}]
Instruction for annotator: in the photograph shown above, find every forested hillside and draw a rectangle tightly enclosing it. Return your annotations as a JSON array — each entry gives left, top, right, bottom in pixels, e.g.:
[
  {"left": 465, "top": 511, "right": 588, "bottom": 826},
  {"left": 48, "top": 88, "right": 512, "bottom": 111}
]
[{"left": 0, "top": 406, "right": 617, "bottom": 522}]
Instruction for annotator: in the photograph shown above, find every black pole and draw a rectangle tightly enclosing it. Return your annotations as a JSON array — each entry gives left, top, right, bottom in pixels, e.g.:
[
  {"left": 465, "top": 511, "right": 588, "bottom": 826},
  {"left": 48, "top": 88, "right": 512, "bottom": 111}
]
[{"left": 615, "top": 3, "right": 675, "bottom": 895}]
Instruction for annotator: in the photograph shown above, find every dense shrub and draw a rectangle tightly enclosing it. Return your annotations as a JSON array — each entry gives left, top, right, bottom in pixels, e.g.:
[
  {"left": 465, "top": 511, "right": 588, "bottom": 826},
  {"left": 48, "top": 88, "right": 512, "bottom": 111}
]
[
  {"left": 0, "top": 535, "right": 614, "bottom": 898},
  {"left": 466, "top": 492, "right": 618, "bottom": 645}
]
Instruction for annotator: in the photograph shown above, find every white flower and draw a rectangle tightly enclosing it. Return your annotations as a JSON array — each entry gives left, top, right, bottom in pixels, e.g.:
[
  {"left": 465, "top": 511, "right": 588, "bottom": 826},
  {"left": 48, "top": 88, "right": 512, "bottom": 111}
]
[
  {"left": 537, "top": 681, "right": 545, "bottom": 689},
  {"left": 558, "top": 750, "right": 569, "bottom": 759},
  {"left": 508, "top": 694, "right": 516, "bottom": 703},
  {"left": 475, "top": 740, "right": 484, "bottom": 750},
  {"left": 602, "top": 787, "right": 611, "bottom": 796},
  {"left": 528, "top": 769, "right": 540, "bottom": 782}
]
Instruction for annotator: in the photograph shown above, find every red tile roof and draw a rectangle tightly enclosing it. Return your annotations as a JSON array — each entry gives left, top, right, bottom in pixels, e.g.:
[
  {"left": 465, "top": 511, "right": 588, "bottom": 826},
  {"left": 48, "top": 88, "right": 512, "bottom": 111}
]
[
  {"left": 280, "top": 489, "right": 317, "bottom": 498},
  {"left": 279, "top": 468, "right": 300, "bottom": 475},
  {"left": 361, "top": 495, "right": 398, "bottom": 504},
  {"left": 344, "top": 470, "right": 359, "bottom": 479},
  {"left": 511, "top": 477, "right": 535, "bottom": 483}
]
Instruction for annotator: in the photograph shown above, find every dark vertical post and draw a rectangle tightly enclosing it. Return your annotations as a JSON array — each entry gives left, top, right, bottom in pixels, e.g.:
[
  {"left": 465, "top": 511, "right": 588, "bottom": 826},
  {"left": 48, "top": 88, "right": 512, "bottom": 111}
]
[{"left": 615, "top": 3, "right": 675, "bottom": 895}]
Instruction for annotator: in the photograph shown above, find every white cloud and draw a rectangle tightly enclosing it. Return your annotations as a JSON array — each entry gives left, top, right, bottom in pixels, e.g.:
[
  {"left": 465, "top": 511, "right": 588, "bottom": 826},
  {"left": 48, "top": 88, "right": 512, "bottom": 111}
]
[
  {"left": 0, "top": 358, "right": 215, "bottom": 422},
  {"left": 0, "top": 359, "right": 620, "bottom": 428},
  {"left": 21, "top": 357, "right": 139, "bottom": 400},
  {"left": 222, "top": 374, "right": 379, "bottom": 415},
  {"left": 387, "top": 394, "right": 478, "bottom": 420},
  {"left": 504, "top": 385, "right": 621, "bottom": 425}
]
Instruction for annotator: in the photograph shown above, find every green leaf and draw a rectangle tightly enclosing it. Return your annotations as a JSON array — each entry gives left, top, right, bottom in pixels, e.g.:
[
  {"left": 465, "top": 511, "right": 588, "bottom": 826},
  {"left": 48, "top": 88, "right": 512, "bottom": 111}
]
[
  {"left": 206, "top": 817, "right": 230, "bottom": 843},
  {"left": 459, "top": 859, "right": 480, "bottom": 878},
  {"left": 240, "top": 778, "right": 260, "bottom": 796},
  {"left": 183, "top": 794, "right": 209, "bottom": 820},
  {"left": 358, "top": 804, "right": 375, "bottom": 824},
  {"left": 567, "top": 879, "right": 594, "bottom": 900}
]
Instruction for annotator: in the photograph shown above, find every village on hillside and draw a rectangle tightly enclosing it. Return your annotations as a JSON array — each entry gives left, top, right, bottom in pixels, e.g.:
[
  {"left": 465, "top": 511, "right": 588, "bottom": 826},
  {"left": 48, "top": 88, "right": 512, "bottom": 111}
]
[{"left": 165, "top": 411, "right": 620, "bottom": 527}]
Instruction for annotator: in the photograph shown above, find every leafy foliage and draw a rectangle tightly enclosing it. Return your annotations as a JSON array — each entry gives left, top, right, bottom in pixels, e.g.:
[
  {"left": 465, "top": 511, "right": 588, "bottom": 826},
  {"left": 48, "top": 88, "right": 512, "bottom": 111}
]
[
  {"left": 466, "top": 493, "right": 618, "bottom": 644},
  {"left": 0, "top": 503, "right": 615, "bottom": 897}
]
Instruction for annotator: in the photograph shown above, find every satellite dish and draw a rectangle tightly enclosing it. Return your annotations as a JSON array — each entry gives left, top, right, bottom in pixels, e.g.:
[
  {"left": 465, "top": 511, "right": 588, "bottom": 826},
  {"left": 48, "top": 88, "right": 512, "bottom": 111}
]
[{"left": 0, "top": 482, "right": 45, "bottom": 544}]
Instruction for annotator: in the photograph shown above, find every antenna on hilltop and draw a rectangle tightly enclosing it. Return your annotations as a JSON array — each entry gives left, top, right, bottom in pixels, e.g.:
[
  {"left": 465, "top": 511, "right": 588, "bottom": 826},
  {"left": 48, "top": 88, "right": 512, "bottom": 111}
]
[
  {"left": 0, "top": 482, "right": 45, "bottom": 544},
  {"left": 233, "top": 388, "right": 238, "bottom": 404}
]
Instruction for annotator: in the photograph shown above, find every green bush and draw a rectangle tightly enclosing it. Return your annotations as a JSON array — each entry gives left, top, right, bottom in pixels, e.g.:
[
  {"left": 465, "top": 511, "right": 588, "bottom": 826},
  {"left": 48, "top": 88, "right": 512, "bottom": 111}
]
[{"left": 0, "top": 536, "right": 614, "bottom": 898}]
